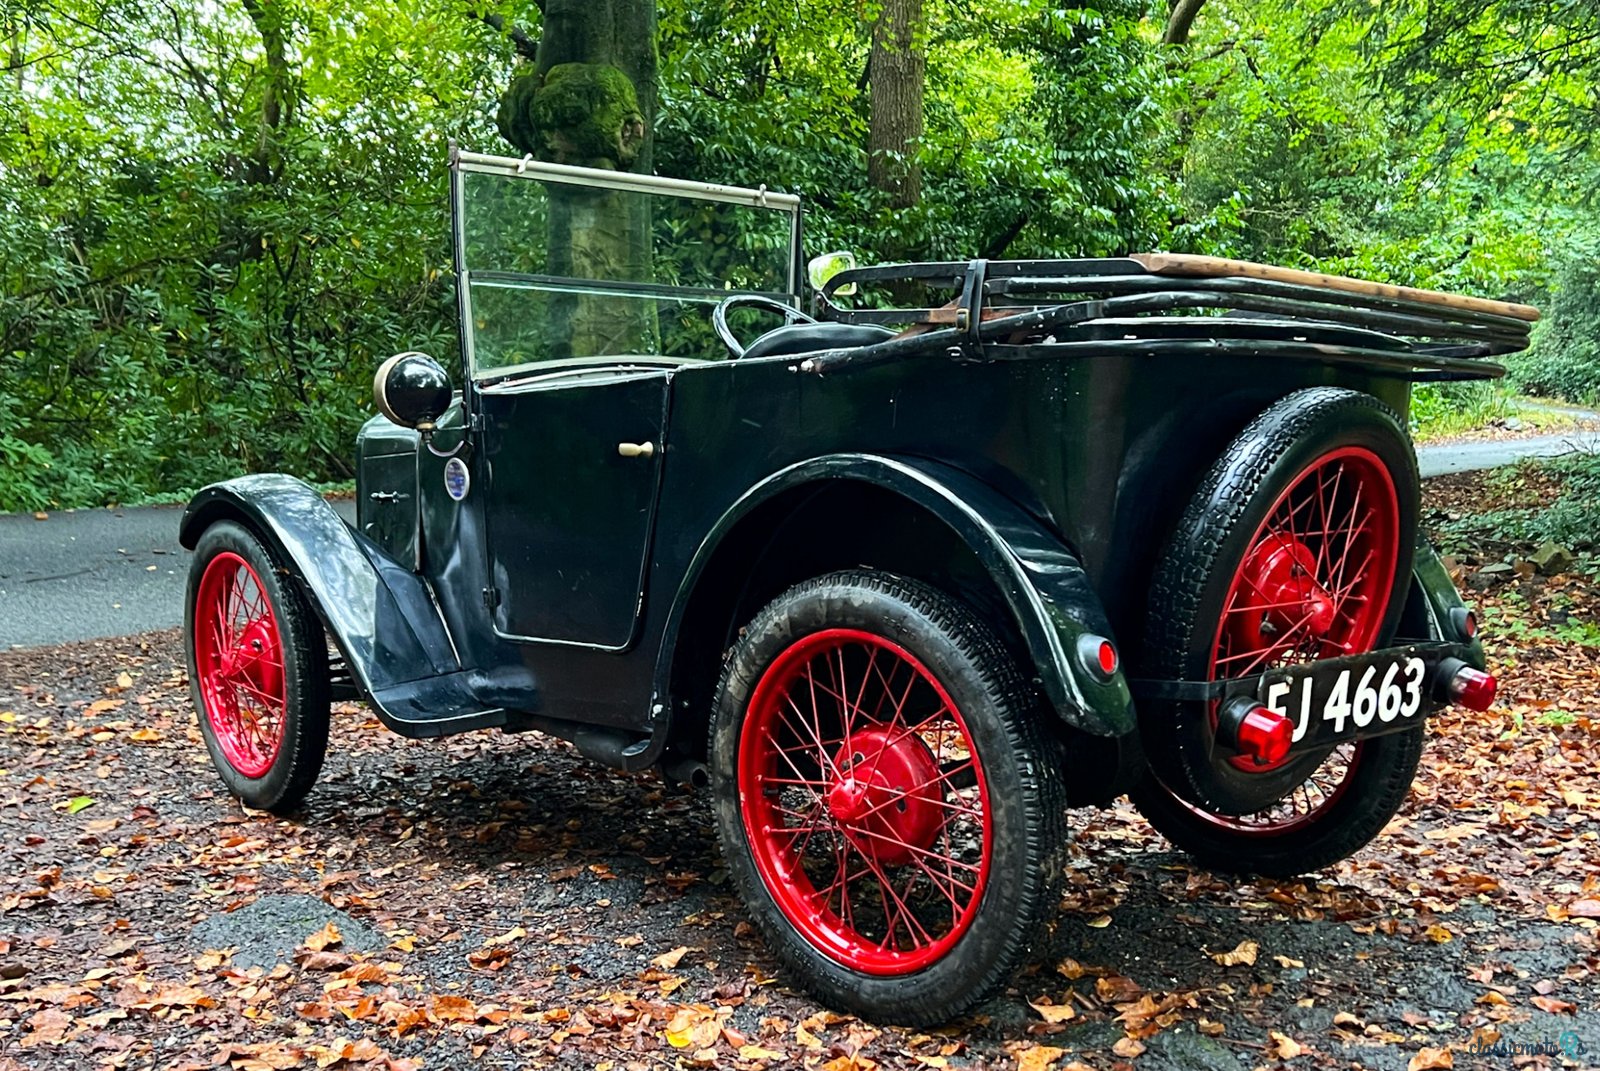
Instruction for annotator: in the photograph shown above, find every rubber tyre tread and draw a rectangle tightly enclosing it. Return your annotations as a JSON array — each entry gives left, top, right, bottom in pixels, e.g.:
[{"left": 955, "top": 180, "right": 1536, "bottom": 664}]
[
  {"left": 1133, "top": 387, "right": 1424, "bottom": 877},
  {"left": 186, "top": 520, "right": 331, "bottom": 814},
  {"left": 709, "top": 570, "right": 1068, "bottom": 1026}
]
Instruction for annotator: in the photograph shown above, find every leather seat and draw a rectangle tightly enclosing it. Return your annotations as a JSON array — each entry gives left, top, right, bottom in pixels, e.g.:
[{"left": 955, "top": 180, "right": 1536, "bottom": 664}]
[{"left": 741, "top": 322, "right": 896, "bottom": 361}]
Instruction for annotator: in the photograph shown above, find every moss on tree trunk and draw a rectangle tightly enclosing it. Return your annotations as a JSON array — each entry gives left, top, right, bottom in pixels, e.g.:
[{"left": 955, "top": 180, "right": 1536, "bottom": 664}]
[{"left": 496, "top": 0, "right": 659, "bottom": 358}]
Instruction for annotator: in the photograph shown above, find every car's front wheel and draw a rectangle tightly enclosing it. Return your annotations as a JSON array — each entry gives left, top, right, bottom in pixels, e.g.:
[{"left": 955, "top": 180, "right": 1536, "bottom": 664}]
[
  {"left": 709, "top": 571, "right": 1067, "bottom": 1025},
  {"left": 185, "top": 520, "right": 330, "bottom": 813}
]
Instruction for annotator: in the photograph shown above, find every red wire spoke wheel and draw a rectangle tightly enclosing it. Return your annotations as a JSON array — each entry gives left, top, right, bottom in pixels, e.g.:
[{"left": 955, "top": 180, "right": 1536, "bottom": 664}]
[
  {"left": 738, "top": 628, "right": 991, "bottom": 975},
  {"left": 185, "top": 521, "right": 331, "bottom": 813},
  {"left": 1133, "top": 388, "right": 1426, "bottom": 877},
  {"left": 193, "top": 552, "right": 287, "bottom": 778},
  {"left": 711, "top": 572, "right": 1067, "bottom": 1025}
]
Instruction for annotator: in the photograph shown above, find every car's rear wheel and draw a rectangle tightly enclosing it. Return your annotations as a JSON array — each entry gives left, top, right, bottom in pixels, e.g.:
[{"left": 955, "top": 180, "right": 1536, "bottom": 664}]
[
  {"left": 186, "top": 521, "right": 330, "bottom": 813},
  {"left": 709, "top": 571, "right": 1067, "bottom": 1025},
  {"left": 1132, "top": 388, "right": 1424, "bottom": 877}
]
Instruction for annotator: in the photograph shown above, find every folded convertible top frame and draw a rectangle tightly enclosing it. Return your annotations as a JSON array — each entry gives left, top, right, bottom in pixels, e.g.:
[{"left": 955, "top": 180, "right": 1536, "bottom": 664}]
[{"left": 802, "top": 256, "right": 1534, "bottom": 380}]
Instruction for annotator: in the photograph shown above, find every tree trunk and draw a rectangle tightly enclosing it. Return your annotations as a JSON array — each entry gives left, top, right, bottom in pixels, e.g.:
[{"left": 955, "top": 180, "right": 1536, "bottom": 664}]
[
  {"left": 1164, "top": 0, "right": 1208, "bottom": 45},
  {"left": 867, "top": 0, "right": 925, "bottom": 211},
  {"left": 499, "top": 0, "right": 658, "bottom": 357}
]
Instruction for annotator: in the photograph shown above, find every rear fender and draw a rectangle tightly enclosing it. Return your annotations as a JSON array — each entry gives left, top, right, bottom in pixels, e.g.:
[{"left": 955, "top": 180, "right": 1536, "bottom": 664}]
[
  {"left": 663, "top": 454, "right": 1136, "bottom": 738},
  {"left": 1405, "top": 536, "right": 1486, "bottom": 669},
  {"left": 179, "top": 474, "right": 459, "bottom": 698}
]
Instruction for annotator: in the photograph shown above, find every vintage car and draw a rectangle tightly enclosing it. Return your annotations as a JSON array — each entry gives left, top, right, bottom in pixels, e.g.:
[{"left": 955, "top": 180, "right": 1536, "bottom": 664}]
[{"left": 179, "top": 147, "right": 1531, "bottom": 1024}]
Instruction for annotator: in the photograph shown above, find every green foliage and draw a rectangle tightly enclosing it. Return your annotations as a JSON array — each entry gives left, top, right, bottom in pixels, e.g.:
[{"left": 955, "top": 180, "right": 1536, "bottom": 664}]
[
  {"left": 1436, "top": 455, "right": 1600, "bottom": 554},
  {"left": 1505, "top": 242, "right": 1600, "bottom": 403},
  {"left": 1408, "top": 382, "right": 1513, "bottom": 441},
  {"left": 2, "top": 0, "right": 1599, "bottom": 511}
]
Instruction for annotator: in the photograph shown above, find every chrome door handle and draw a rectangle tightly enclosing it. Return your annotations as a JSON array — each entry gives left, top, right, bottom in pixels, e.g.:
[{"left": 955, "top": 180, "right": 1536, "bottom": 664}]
[{"left": 617, "top": 441, "right": 655, "bottom": 458}]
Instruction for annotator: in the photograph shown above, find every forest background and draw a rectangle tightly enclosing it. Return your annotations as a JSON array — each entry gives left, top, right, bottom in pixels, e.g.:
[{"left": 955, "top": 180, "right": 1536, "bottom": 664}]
[{"left": 3, "top": 0, "right": 1599, "bottom": 511}]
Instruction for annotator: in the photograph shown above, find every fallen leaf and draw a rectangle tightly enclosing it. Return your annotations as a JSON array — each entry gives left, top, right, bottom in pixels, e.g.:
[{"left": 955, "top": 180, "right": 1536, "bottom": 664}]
[
  {"left": 1531, "top": 995, "right": 1576, "bottom": 1015},
  {"left": 1408, "top": 1047, "right": 1453, "bottom": 1071},
  {"left": 20, "top": 1007, "right": 72, "bottom": 1047},
  {"left": 1028, "top": 999, "right": 1076, "bottom": 1024},
  {"left": 304, "top": 920, "right": 343, "bottom": 952},
  {"left": 1210, "top": 939, "right": 1258, "bottom": 967},
  {"left": 1014, "top": 1044, "right": 1064, "bottom": 1071},
  {"left": 430, "top": 995, "right": 478, "bottom": 1022},
  {"left": 65, "top": 796, "right": 96, "bottom": 815},
  {"left": 1274, "top": 955, "right": 1305, "bottom": 969},
  {"left": 739, "top": 1044, "right": 787, "bottom": 1061},
  {"left": 821, "top": 1055, "right": 877, "bottom": 1071},
  {"left": 1566, "top": 898, "right": 1600, "bottom": 918},
  {"left": 1111, "top": 1036, "right": 1145, "bottom": 1058},
  {"left": 652, "top": 945, "right": 692, "bottom": 970},
  {"left": 483, "top": 925, "right": 525, "bottom": 946},
  {"left": 298, "top": 950, "right": 352, "bottom": 972},
  {"left": 1086, "top": 915, "right": 1112, "bottom": 929},
  {"left": 1423, "top": 924, "right": 1453, "bottom": 944},
  {"left": 1268, "top": 1031, "right": 1304, "bottom": 1060}
]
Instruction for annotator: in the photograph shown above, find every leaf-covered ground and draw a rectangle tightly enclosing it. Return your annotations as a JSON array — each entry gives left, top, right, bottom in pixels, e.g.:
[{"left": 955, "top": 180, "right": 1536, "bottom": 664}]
[{"left": 2, "top": 471, "right": 1597, "bottom": 1071}]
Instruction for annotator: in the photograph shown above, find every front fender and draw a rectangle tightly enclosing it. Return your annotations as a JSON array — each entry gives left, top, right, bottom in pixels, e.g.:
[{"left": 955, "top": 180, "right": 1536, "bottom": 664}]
[
  {"left": 666, "top": 454, "right": 1136, "bottom": 737},
  {"left": 179, "top": 474, "right": 459, "bottom": 696}
]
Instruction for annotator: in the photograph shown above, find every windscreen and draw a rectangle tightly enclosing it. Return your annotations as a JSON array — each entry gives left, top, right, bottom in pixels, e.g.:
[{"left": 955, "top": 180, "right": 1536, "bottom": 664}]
[{"left": 456, "top": 162, "right": 799, "bottom": 375}]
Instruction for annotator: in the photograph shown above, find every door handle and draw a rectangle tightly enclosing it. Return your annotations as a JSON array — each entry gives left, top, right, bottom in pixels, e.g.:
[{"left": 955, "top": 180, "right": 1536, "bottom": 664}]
[{"left": 617, "top": 441, "right": 655, "bottom": 458}]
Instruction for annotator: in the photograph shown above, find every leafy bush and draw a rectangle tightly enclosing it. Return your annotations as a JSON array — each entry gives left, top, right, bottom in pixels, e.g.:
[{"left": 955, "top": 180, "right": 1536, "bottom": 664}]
[
  {"left": 1409, "top": 382, "right": 1513, "bottom": 441},
  {"left": 1435, "top": 454, "right": 1600, "bottom": 554},
  {"left": 1505, "top": 244, "right": 1600, "bottom": 404}
]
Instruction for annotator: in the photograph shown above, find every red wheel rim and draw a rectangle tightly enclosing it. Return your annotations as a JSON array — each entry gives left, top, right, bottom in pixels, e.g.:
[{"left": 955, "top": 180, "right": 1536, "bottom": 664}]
[
  {"left": 739, "top": 629, "right": 992, "bottom": 975},
  {"left": 193, "top": 552, "right": 287, "bottom": 779},
  {"left": 1188, "top": 446, "right": 1399, "bottom": 834}
]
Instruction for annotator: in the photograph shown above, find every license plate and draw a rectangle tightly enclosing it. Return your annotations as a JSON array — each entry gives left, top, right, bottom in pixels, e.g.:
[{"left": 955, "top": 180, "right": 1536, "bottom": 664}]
[{"left": 1258, "top": 651, "right": 1430, "bottom": 749}]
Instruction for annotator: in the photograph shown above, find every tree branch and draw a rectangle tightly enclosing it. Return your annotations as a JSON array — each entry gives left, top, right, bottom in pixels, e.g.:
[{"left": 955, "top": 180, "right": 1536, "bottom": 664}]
[{"left": 477, "top": 11, "right": 540, "bottom": 62}]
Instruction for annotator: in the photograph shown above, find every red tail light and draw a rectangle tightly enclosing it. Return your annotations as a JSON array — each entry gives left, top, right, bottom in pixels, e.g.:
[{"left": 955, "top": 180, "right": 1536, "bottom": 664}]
[
  {"left": 1448, "top": 665, "right": 1497, "bottom": 711},
  {"left": 1235, "top": 706, "right": 1294, "bottom": 765},
  {"left": 1218, "top": 697, "right": 1294, "bottom": 766}
]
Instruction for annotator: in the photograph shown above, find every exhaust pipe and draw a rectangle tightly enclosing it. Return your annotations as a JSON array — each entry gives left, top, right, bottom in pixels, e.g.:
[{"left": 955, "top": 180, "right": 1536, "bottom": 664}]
[{"left": 661, "top": 756, "right": 711, "bottom": 790}]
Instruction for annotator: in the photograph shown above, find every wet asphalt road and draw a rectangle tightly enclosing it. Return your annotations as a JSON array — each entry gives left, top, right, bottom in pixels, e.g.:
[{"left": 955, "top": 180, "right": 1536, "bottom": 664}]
[
  {"left": 0, "top": 498, "right": 356, "bottom": 650},
  {"left": 1415, "top": 428, "right": 1600, "bottom": 477},
  {"left": 0, "top": 428, "right": 1595, "bottom": 650}
]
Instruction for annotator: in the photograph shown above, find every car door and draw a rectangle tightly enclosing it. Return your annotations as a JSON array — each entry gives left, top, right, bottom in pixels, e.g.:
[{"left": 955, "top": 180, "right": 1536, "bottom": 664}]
[{"left": 476, "top": 365, "right": 669, "bottom": 649}]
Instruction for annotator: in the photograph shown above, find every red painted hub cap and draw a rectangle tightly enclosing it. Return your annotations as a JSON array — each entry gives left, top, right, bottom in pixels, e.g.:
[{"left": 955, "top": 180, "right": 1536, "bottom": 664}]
[
  {"left": 1191, "top": 446, "right": 1401, "bottom": 832},
  {"left": 193, "top": 552, "right": 287, "bottom": 779},
  {"left": 739, "top": 629, "right": 991, "bottom": 975}
]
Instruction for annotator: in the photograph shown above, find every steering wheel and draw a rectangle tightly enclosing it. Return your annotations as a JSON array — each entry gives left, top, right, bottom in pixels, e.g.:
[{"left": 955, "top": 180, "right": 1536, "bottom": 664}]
[{"left": 713, "top": 294, "right": 817, "bottom": 358}]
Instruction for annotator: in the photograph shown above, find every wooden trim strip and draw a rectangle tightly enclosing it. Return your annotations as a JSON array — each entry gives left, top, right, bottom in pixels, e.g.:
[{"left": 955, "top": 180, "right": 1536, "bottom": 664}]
[{"left": 1129, "top": 252, "right": 1540, "bottom": 323}]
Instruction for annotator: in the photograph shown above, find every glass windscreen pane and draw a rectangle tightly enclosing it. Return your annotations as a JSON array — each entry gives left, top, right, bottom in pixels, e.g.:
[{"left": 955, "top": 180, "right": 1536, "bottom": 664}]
[
  {"left": 460, "top": 169, "right": 797, "bottom": 374},
  {"left": 470, "top": 279, "right": 785, "bottom": 373},
  {"left": 462, "top": 172, "right": 794, "bottom": 292}
]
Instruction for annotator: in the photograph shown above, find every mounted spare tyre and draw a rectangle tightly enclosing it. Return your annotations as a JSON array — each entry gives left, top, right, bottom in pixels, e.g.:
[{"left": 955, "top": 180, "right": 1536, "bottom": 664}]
[{"left": 1132, "top": 387, "right": 1424, "bottom": 877}]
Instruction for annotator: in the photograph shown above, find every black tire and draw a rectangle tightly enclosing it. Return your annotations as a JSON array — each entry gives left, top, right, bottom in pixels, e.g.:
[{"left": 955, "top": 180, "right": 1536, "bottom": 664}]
[
  {"left": 1131, "top": 387, "right": 1423, "bottom": 877},
  {"left": 185, "top": 520, "right": 330, "bottom": 813},
  {"left": 709, "top": 570, "right": 1068, "bottom": 1025}
]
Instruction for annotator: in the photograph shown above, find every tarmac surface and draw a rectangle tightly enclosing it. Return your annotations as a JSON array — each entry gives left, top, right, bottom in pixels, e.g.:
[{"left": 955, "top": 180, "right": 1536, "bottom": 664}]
[{"left": 0, "top": 498, "right": 355, "bottom": 650}]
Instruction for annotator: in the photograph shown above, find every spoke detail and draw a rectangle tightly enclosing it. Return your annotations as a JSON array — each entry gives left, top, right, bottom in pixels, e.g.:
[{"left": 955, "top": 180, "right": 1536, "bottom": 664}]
[
  {"left": 738, "top": 629, "right": 992, "bottom": 975},
  {"left": 193, "top": 552, "right": 287, "bottom": 779}
]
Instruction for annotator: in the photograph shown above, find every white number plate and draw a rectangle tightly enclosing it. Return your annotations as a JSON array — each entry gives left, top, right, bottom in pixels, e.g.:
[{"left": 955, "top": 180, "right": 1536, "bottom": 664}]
[{"left": 1258, "top": 654, "right": 1428, "bottom": 747}]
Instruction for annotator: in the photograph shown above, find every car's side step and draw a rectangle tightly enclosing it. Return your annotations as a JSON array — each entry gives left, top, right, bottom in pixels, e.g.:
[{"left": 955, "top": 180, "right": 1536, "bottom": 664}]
[{"left": 368, "top": 671, "right": 509, "bottom": 738}]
